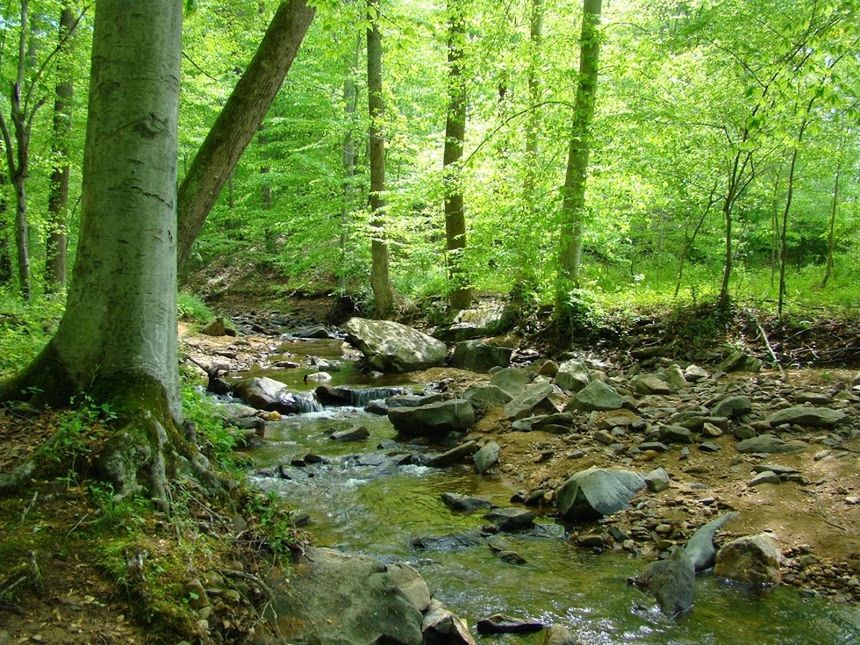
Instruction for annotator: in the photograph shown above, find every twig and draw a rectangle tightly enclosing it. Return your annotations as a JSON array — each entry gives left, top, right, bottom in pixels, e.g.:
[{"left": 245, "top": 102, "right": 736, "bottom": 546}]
[
  {"left": 65, "top": 512, "right": 91, "bottom": 537},
  {"left": 222, "top": 569, "right": 274, "bottom": 600},
  {"left": 19, "top": 490, "right": 38, "bottom": 525},
  {"left": 750, "top": 312, "right": 784, "bottom": 376}
]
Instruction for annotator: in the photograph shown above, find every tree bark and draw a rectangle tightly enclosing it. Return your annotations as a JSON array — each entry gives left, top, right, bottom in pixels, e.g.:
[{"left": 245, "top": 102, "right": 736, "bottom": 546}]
[
  {"left": 340, "top": 34, "right": 360, "bottom": 293},
  {"left": 820, "top": 140, "right": 843, "bottom": 288},
  {"left": 0, "top": 0, "right": 221, "bottom": 503},
  {"left": 366, "top": 0, "right": 394, "bottom": 318},
  {"left": 556, "top": 0, "right": 602, "bottom": 304},
  {"left": 176, "top": 0, "right": 315, "bottom": 268},
  {"left": 44, "top": 5, "right": 76, "bottom": 292},
  {"left": 443, "top": 0, "right": 470, "bottom": 311},
  {"left": 524, "top": 0, "right": 543, "bottom": 209},
  {"left": 0, "top": 173, "right": 12, "bottom": 284}
]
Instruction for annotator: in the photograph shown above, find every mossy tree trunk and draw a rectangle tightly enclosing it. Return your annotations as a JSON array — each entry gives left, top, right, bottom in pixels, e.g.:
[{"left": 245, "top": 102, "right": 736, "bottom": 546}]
[{"left": 1, "top": 0, "right": 219, "bottom": 505}]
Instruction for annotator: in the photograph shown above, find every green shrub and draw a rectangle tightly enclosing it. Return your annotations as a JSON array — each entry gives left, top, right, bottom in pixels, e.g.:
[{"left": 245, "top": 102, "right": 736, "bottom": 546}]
[{"left": 177, "top": 291, "right": 214, "bottom": 324}]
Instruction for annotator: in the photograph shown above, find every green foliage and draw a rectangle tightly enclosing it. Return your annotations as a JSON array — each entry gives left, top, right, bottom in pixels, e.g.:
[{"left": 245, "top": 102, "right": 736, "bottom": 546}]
[
  {"left": 46, "top": 395, "right": 117, "bottom": 466},
  {"left": 177, "top": 290, "right": 214, "bottom": 324},
  {"left": 180, "top": 378, "right": 239, "bottom": 468},
  {"left": 0, "top": 292, "right": 64, "bottom": 378}
]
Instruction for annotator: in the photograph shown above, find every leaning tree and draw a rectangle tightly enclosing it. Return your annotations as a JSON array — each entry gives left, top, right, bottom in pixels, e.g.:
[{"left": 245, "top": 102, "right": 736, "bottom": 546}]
[{"left": 0, "top": 0, "right": 224, "bottom": 506}]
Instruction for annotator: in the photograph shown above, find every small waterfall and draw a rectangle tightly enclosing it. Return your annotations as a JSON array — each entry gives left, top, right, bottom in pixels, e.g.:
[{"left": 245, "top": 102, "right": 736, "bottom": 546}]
[
  {"left": 315, "top": 385, "right": 407, "bottom": 407},
  {"left": 281, "top": 391, "right": 325, "bottom": 414}
]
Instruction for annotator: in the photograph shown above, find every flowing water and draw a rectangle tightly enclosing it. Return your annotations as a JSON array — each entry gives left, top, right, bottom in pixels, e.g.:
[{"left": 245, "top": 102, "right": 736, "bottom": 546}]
[{"left": 242, "top": 342, "right": 860, "bottom": 644}]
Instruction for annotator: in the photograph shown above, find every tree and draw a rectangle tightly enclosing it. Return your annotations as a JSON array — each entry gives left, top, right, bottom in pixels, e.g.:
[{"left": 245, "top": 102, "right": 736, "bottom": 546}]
[
  {"left": 443, "top": 0, "right": 471, "bottom": 310},
  {"left": 0, "top": 0, "right": 221, "bottom": 504},
  {"left": 366, "top": 0, "right": 395, "bottom": 318},
  {"left": 44, "top": 3, "right": 76, "bottom": 292},
  {"left": 556, "top": 0, "right": 602, "bottom": 306},
  {"left": 176, "top": 0, "right": 316, "bottom": 269}
]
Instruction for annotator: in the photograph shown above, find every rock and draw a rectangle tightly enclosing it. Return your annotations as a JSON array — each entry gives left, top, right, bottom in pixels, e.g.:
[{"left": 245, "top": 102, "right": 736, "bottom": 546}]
[
  {"left": 736, "top": 434, "right": 806, "bottom": 454},
  {"left": 483, "top": 507, "right": 535, "bottom": 531},
  {"left": 564, "top": 380, "right": 624, "bottom": 412},
  {"left": 304, "top": 371, "right": 332, "bottom": 383},
  {"left": 556, "top": 467, "right": 645, "bottom": 521},
  {"left": 476, "top": 614, "right": 545, "bottom": 635},
  {"left": 330, "top": 425, "right": 370, "bottom": 442},
  {"left": 684, "top": 512, "right": 738, "bottom": 571},
  {"left": 422, "top": 600, "right": 477, "bottom": 644},
  {"left": 699, "top": 441, "right": 721, "bottom": 452},
  {"left": 490, "top": 368, "right": 530, "bottom": 396},
  {"left": 795, "top": 391, "right": 831, "bottom": 405},
  {"left": 450, "top": 340, "right": 513, "bottom": 372},
  {"left": 212, "top": 401, "right": 259, "bottom": 423},
  {"left": 538, "top": 360, "right": 559, "bottom": 377},
  {"left": 463, "top": 384, "right": 512, "bottom": 410},
  {"left": 638, "top": 441, "right": 669, "bottom": 453},
  {"left": 711, "top": 395, "right": 752, "bottom": 419},
  {"left": 434, "top": 301, "right": 511, "bottom": 342},
  {"left": 387, "top": 563, "right": 432, "bottom": 613},
  {"left": 528, "top": 413, "right": 575, "bottom": 431},
  {"left": 659, "top": 425, "right": 692, "bottom": 444},
  {"left": 288, "top": 324, "right": 335, "bottom": 340},
  {"left": 543, "top": 624, "right": 583, "bottom": 645},
  {"left": 201, "top": 316, "right": 234, "bottom": 337},
  {"left": 718, "top": 351, "right": 762, "bottom": 373},
  {"left": 853, "top": 372, "right": 860, "bottom": 387},
  {"left": 345, "top": 317, "right": 447, "bottom": 372},
  {"left": 269, "top": 547, "right": 424, "bottom": 644},
  {"left": 752, "top": 463, "right": 798, "bottom": 476},
  {"left": 765, "top": 405, "right": 846, "bottom": 428},
  {"left": 594, "top": 409, "right": 641, "bottom": 430},
  {"left": 388, "top": 400, "right": 476, "bottom": 438},
  {"left": 555, "top": 359, "right": 590, "bottom": 392},
  {"left": 316, "top": 385, "right": 406, "bottom": 407},
  {"left": 386, "top": 393, "right": 449, "bottom": 408},
  {"left": 645, "top": 467, "right": 670, "bottom": 493},
  {"left": 577, "top": 533, "right": 605, "bottom": 549},
  {"left": 714, "top": 534, "right": 782, "bottom": 585},
  {"left": 473, "top": 441, "right": 500, "bottom": 474},
  {"left": 630, "top": 374, "right": 673, "bottom": 395},
  {"left": 748, "top": 470, "right": 781, "bottom": 486},
  {"left": 684, "top": 364, "right": 709, "bottom": 382},
  {"left": 429, "top": 441, "right": 481, "bottom": 467},
  {"left": 234, "top": 377, "right": 322, "bottom": 414},
  {"left": 663, "top": 364, "right": 687, "bottom": 389},
  {"left": 634, "top": 548, "right": 695, "bottom": 617},
  {"left": 441, "top": 492, "right": 494, "bottom": 512},
  {"left": 504, "top": 382, "right": 557, "bottom": 420},
  {"left": 410, "top": 531, "right": 485, "bottom": 551},
  {"left": 702, "top": 422, "right": 723, "bottom": 437},
  {"left": 495, "top": 549, "right": 528, "bottom": 565}
]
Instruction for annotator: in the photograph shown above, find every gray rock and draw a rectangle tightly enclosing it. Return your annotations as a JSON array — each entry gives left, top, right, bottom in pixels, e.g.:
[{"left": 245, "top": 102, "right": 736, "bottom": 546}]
[
  {"left": 639, "top": 441, "right": 669, "bottom": 452},
  {"left": 316, "top": 385, "right": 407, "bottom": 406},
  {"left": 543, "top": 624, "right": 584, "bottom": 645},
  {"left": 699, "top": 441, "right": 721, "bottom": 452},
  {"left": 410, "top": 531, "right": 485, "bottom": 551},
  {"left": 330, "top": 425, "right": 370, "bottom": 442},
  {"left": 538, "top": 360, "right": 559, "bottom": 377},
  {"left": 504, "top": 382, "right": 557, "bottom": 420},
  {"left": 634, "top": 548, "right": 695, "bottom": 617},
  {"left": 555, "top": 359, "right": 590, "bottom": 392},
  {"left": 388, "top": 563, "right": 432, "bottom": 613},
  {"left": 422, "top": 600, "right": 477, "bottom": 644},
  {"left": 441, "top": 492, "right": 494, "bottom": 512},
  {"left": 659, "top": 425, "right": 692, "bottom": 444},
  {"left": 464, "top": 384, "right": 512, "bottom": 410},
  {"left": 748, "top": 470, "right": 781, "bottom": 486},
  {"left": 269, "top": 547, "right": 424, "bottom": 644},
  {"left": 630, "top": 374, "right": 673, "bottom": 395},
  {"left": 564, "top": 380, "right": 624, "bottom": 412},
  {"left": 752, "top": 463, "right": 798, "bottom": 476},
  {"left": 477, "top": 614, "right": 545, "bottom": 635},
  {"left": 736, "top": 434, "right": 807, "bottom": 454},
  {"left": 556, "top": 467, "right": 645, "bottom": 521},
  {"left": 718, "top": 351, "right": 762, "bottom": 373},
  {"left": 388, "top": 399, "right": 476, "bottom": 438},
  {"left": 765, "top": 405, "right": 846, "bottom": 428},
  {"left": 795, "top": 391, "right": 832, "bottom": 405},
  {"left": 711, "top": 395, "right": 752, "bottom": 419},
  {"left": 483, "top": 507, "right": 535, "bottom": 531},
  {"left": 645, "top": 467, "right": 670, "bottom": 493},
  {"left": 234, "top": 377, "right": 322, "bottom": 414},
  {"left": 714, "top": 534, "right": 782, "bottom": 585},
  {"left": 473, "top": 441, "right": 501, "bottom": 474},
  {"left": 684, "top": 512, "right": 738, "bottom": 572},
  {"left": 684, "top": 364, "right": 709, "bottom": 382},
  {"left": 345, "top": 317, "right": 447, "bottom": 372},
  {"left": 490, "top": 368, "right": 530, "bottom": 396},
  {"left": 450, "top": 340, "right": 513, "bottom": 372},
  {"left": 429, "top": 441, "right": 481, "bottom": 467}
]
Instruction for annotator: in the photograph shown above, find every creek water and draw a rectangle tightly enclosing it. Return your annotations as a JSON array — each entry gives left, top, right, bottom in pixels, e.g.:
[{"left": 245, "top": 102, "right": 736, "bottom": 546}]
[{"left": 241, "top": 340, "right": 859, "bottom": 644}]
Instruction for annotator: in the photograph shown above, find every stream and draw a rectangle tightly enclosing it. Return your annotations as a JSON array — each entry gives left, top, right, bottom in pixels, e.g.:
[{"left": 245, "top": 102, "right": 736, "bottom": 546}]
[{"left": 234, "top": 339, "right": 859, "bottom": 644}]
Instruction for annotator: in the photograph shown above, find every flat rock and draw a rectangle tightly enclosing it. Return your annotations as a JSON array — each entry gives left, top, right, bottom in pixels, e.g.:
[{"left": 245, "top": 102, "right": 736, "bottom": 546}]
[
  {"left": 504, "top": 382, "right": 557, "bottom": 420},
  {"left": 594, "top": 409, "right": 641, "bottom": 430},
  {"left": 441, "top": 492, "right": 493, "bottom": 512},
  {"left": 711, "top": 395, "right": 752, "bottom": 419},
  {"left": 345, "top": 317, "right": 447, "bottom": 372},
  {"left": 388, "top": 399, "right": 476, "bottom": 438},
  {"left": 483, "top": 507, "right": 535, "bottom": 531},
  {"left": 464, "top": 384, "right": 512, "bottom": 410},
  {"left": 564, "top": 380, "right": 624, "bottom": 412},
  {"left": 330, "top": 425, "right": 370, "bottom": 441},
  {"left": 699, "top": 441, "right": 721, "bottom": 452},
  {"left": 795, "top": 391, "right": 831, "bottom": 405},
  {"left": 714, "top": 534, "right": 782, "bottom": 585},
  {"left": 450, "top": 340, "right": 513, "bottom": 372},
  {"left": 476, "top": 614, "right": 545, "bottom": 635},
  {"left": 556, "top": 467, "right": 645, "bottom": 521},
  {"left": 473, "top": 441, "right": 500, "bottom": 474},
  {"left": 748, "top": 470, "right": 781, "bottom": 486},
  {"left": 736, "top": 434, "right": 806, "bottom": 454},
  {"left": 429, "top": 440, "right": 480, "bottom": 467},
  {"left": 630, "top": 374, "right": 673, "bottom": 395},
  {"left": 659, "top": 425, "right": 692, "bottom": 444},
  {"left": 490, "top": 368, "right": 530, "bottom": 396},
  {"left": 765, "top": 405, "right": 846, "bottom": 428}
]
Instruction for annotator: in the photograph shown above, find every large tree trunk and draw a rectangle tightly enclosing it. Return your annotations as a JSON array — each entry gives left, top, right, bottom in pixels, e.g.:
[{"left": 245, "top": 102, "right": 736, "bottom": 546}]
[
  {"left": 556, "top": 0, "right": 602, "bottom": 304},
  {"left": 0, "top": 0, "right": 218, "bottom": 504},
  {"left": 523, "top": 0, "right": 543, "bottom": 209},
  {"left": 176, "top": 0, "right": 315, "bottom": 268},
  {"left": 340, "top": 34, "right": 360, "bottom": 293},
  {"left": 820, "top": 145, "right": 842, "bottom": 288},
  {"left": 366, "top": 0, "right": 394, "bottom": 318},
  {"left": 44, "top": 5, "right": 75, "bottom": 292},
  {"left": 0, "top": 174, "right": 12, "bottom": 284},
  {"left": 443, "top": 0, "right": 470, "bottom": 311}
]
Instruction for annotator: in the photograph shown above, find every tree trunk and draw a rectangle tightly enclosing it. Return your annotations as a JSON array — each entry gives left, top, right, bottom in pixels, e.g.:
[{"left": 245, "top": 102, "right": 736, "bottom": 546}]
[
  {"left": 176, "top": 0, "right": 315, "bottom": 269},
  {"left": 524, "top": 0, "right": 543, "bottom": 209},
  {"left": 820, "top": 142, "right": 842, "bottom": 288},
  {"left": 12, "top": 172, "right": 30, "bottom": 299},
  {"left": 366, "top": 0, "right": 394, "bottom": 318},
  {"left": 556, "top": 0, "right": 602, "bottom": 304},
  {"left": 340, "top": 34, "right": 360, "bottom": 293},
  {"left": 44, "top": 5, "right": 75, "bottom": 292},
  {"left": 0, "top": 174, "right": 12, "bottom": 284},
  {"left": 0, "top": 0, "right": 220, "bottom": 503},
  {"left": 443, "top": 0, "right": 470, "bottom": 311}
]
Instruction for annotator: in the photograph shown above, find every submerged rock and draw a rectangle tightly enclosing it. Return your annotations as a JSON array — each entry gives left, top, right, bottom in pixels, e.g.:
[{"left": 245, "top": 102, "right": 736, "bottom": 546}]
[
  {"left": 476, "top": 614, "right": 545, "bottom": 635},
  {"left": 388, "top": 400, "right": 476, "bottom": 438},
  {"left": 634, "top": 548, "right": 695, "bottom": 617},
  {"left": 556, "top": 467, "right": 645, "bottom": 521},
  {"left": 483, "top": 507, "right": 535, "bottom": 531},
  {"left": 330, "top": 425, "right": 370, "bottom": 442},
  {"left": 714, "top": 534, "right": 782, "bottom": 585},
  {"left": 440, "top": 492, "right": 494, "bottom": 512},
  {"left": 345, "top": 317, "right": 447, "bottom": 372}
]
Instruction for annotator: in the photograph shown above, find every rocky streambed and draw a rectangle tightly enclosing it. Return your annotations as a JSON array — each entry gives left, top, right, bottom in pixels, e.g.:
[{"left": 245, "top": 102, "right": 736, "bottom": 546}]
[{"left": 182, "top": 314, "right": 860, "bottom": 643}]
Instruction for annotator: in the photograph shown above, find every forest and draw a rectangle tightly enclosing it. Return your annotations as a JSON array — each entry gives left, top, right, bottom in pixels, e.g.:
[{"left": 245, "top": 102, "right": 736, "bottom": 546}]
[{"left": 0, "top": 1, "right": 858, "bottom": 644}]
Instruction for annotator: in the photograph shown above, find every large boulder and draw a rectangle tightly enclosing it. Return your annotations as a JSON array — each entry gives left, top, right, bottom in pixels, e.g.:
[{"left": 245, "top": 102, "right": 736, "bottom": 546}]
[
  {"left": 556, "top": 467, "right": 645, "bottom": 521},
  {"left": 714, "top": 534, "right": 782, "bottom": 585},
  {"left": 345, "top": 317, "right": 447, "bottom": 372},
  {"left": 490, "top": 368, "right": 530, "bottom": 396},
  {"left": 504, "top": 383, "right": 557, "bottom": 420},
  {"left": 433, "top": 301, "right": 511, "bottom": 342},
  {"left": 765, "top": 405, "right": 846, "bottom": 428},
  {"left": 315, "top": 385, "right": 407, "bottom": 407},
  {"left": 554, "top": 359, "right": 590, "bottom": 393},
  {"left": 563, "top": 380, "right": 624, "bottom": 412},
  {"left": 233, "top": 377, "right": 322, "bottom": 414},
  {"left": 736, "top": 434, "right": 806, "bottom": 454},
  {"left": 269, "top": 548, "right": 425, "bottom": 644},
  {"left": 388, "top": 400, "right": 476, "bottom": 438},
  {"left": 464, "top": 385, "right": 512, "bottom": 411},
  {"left": 449, "top": 341, "right": 513, "bottom": 372}
]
